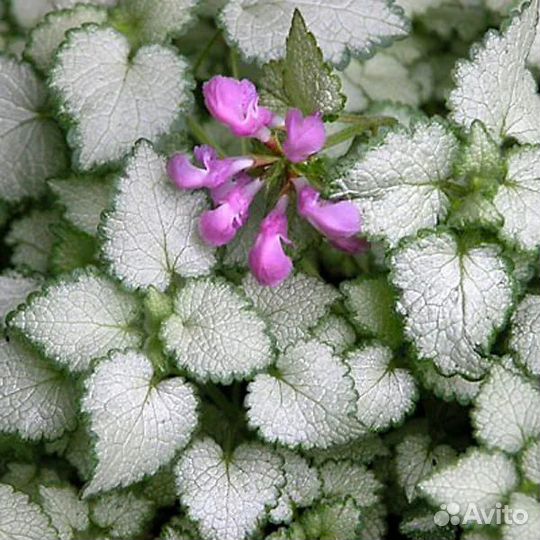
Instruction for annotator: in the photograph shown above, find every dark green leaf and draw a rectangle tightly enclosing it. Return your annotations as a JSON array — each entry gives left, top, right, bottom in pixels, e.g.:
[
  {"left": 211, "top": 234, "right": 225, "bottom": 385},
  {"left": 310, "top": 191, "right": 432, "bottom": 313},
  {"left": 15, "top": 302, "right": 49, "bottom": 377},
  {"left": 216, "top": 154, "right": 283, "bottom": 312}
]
[{"left": 260, "top": 10, "right": 345, "bottom": 117}]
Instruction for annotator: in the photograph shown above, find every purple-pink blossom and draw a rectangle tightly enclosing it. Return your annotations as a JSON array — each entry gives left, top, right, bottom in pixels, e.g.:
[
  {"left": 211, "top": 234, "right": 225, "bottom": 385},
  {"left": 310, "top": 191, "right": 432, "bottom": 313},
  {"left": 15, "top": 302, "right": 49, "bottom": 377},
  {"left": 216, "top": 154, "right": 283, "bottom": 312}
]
[
  {"left": 294, "top": 178, "right": 363, "bottom": 252},
  {"left": 199, "top": 178, "right": 263, "bottom": 247},
  {"left": 167, "top": 75, "right": 366, "bottom": 286},
  {"left": 168, "top": 145, "right": 254, "bottom": 190},
  {"left": 283, "top": 109, "right": 326, "bottom": 163},
  {"left": 203, "top": 76, "right": 274, "bottom": 142},
  {"left": 249, "top": 196, "right": 293, "bottom": 287}
]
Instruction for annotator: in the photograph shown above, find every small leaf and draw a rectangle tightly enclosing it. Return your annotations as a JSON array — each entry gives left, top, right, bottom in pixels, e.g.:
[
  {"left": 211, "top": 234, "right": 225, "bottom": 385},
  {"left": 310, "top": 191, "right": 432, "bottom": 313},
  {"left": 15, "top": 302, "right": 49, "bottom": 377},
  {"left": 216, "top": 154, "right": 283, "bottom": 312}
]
[
  {"left": 0, "top": 483, "right": 58, "bottom": 540},
  {"left": 300, "top": 497, "right": 363, "bottom": 540},
  {"left": 493, "top": 146, "right": 540, "bottom": 251},
  {"left": 521, "top": 440, "right": 540, "bottom": 485},
  {"left": 82, "top": 350, "right": 198, "bottom": 496},
  {"left": 391, "top": 231, "right": 514, "bottom": 378},
  {"left": 454, "top": 121, "right": 504, "bottom": 181},
  {"left": 112, "top": 0, "right": 199, "bottom": 44},
  {"left": 0, "top": 339, "right": 77, "bottom": 441},
  {"left": 449, "top": 0, "right": 540, "bottom": 144},
  {"left": 346, "top": 343, "right": 417, "bottom": 430},
  {"left": 176, "top": 437, "right": 284, "bottom": 540},
  {"left": 0, "top": 273, "right": 41, "bottom": 326},
  {"left": 246, "top": 339, "right": 364, "bottom": 449},
  {"left": 419, "top": 449, "right": 518, "bottom": 522},
  {"left": 50, "top": 25, "right": 193, "bottom": 170},
  {"left": 333, "top": 120, "right": 459, "bottom": 247},
  {"left": 90, "top": 491, "right": 155, "bottom": 538},
  {"left": 101, "top": 141, "right": 216, "bottom": 291},
  {"left": 311, "top": 314, "right": 356, "bottom": 354},
  {"left": 161, "top": 277, "right": 273, "bottom": 383},
  {"left": 472, "top": 365, "right": 540, "bottom": 453},
  {"left": 9, "top": 0, "right": 115, "bottom": 29},
  {"left": 341, "top": 276, "right": 403, "bottom": 349},
  {"left": 10, "top": 269, "right": 143, "bottom": 373},
  {"left": 50, "top": 174, "right": 114, "bottom": 236},
  {"left": 502, "top": 493, "right": 540, "bottom": 540},
  {"left": 0, "top": 56, "right": 68, "bottom": 202},
  {"left": 242, "top": 273, "right": 339, "bottom": 352},
  {"left": 25, "top": 4, "right": 108, "bottom": 72},
  {"left": 416, "top": 361, "right": 481, "bottom": 405},
  {"left": 6, "top": 210, "right": 59, "bottom": 274},
  {"left": 395, "top": 434, "right": 456, "bottom": 502},
  {"left": 260, "top": 10, "right": 344, "bottom": 116},
  {"left": 50, "top": 221, "right": 97, "bottom": 274},
  {"left": 269, "top": 449, "right": 321, "bottom": 525},
  {"left": 510, "top": 294, "right": 540, "bottom": 368},
  {"left": 319, "top": 460, "right": 382, "bottom": 508},
  {"left": 39, "top": 485, "right": 89, "bottom": 540},
  {"left": 220, "top": 0, "right": 409, "bottom": 66}
]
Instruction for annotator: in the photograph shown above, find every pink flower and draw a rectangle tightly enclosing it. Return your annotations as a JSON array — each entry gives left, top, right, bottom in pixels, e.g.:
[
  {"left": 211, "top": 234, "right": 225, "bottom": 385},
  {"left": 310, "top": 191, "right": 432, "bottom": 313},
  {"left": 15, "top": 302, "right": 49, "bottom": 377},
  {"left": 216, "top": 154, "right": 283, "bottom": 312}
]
[
  {"left": 199, "top": 178, "right": 263, "bottom": 247},
  {"left": 294, "top": 178, "right": 363, "bottom": 251},
  {"left": 167, "top": 145, "right": 253, "bottom": 190},
  {"left": 249, "top": 196, "right": 293, "bottom": 287},
  {"left": 203, "top": 76, "right": 274, "bottom": 141},
  {"left": 283, "top": 109, "right": 326, "bottom": 163},
  {"left": 209, "top": 172, "right": 252, "bottom": 205}
]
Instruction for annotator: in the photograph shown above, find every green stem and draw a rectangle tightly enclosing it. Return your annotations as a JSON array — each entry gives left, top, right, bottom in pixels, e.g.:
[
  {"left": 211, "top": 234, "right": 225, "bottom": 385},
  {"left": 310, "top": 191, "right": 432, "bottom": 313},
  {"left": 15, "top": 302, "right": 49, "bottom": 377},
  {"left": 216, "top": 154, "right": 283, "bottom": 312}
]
[
  {"left": 337, "top": 113, "right": 397, "bottom": 126},
  {"left": 324, "top": 115, "right": 397, "bottom": 149},
  {"left": 187, "top": 116, "right": 226, "bottom": 156},
  {"left": 193, "top": 28, "right": 222, "bottom": 76},
  {"left": 252, "top": 154, "right": 282, "bottom": 167}
]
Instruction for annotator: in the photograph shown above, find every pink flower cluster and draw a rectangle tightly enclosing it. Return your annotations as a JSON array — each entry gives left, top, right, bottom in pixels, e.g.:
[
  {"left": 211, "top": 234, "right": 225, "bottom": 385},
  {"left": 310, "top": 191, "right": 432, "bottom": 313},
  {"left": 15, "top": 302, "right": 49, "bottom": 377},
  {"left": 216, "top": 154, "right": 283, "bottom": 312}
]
[{"left": 167, "top": 76, "right": 363, "bottom": 287}]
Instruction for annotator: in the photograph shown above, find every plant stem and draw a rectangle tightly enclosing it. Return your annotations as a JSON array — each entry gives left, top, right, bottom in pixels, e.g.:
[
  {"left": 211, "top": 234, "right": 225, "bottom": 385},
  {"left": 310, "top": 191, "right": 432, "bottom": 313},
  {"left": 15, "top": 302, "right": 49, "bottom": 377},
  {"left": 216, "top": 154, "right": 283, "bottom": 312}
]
[
  {"left": 187, "top": 116, "right": 226, "bottom": 156},
  {"left": 337, "top": 113, "right": 397, "bottom": 126},
  {"left": 193, "top": 28, "right": 222, "bottom": 76},
  {"left": 324, "top": 115, "right": 397, "bottom": 149}
]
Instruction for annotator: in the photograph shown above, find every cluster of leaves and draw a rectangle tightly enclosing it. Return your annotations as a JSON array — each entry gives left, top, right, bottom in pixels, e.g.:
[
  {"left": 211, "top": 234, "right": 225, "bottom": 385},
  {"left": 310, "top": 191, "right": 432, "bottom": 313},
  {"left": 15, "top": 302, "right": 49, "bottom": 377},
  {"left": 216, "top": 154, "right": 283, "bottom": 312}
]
[{"left": 0, "top": 0, "right": 539, "bottom": 539}]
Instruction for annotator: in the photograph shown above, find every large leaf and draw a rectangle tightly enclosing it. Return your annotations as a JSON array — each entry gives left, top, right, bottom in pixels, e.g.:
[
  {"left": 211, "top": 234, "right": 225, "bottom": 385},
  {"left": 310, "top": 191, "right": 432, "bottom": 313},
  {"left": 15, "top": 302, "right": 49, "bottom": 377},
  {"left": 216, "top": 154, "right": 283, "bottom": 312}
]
[
  {"left": 0, "top": 484, "right": 58, "bottom": 540},
  {"left": 10, "top": 270, "right": 143, "bottom": 373},
  {"left": 176, "top": 437, "right": 284, "bottom": 540},
  {"left": 346, "top": 343, "right": 417, "bottom": 430},
  {"left": 220, "top": 0, "right": 409, "bottom": 66},
  {"left": 493, "top": 146, "right": 540, "bottom": 251},
  {"left": 333, "top": 120, "right": 458, "bottom": 247},
  {"left": 82, "top": 350, "right": 198, "bottom": 495},
  {"left": 246, "top": 339, "right": 363, "bottom": 448},
  {"left": 509, "top": 294, "right": 540, "bottom": 376},
  {"left": 391, "top": 231, "right": 514, "bottom": 378},
  {"left": 242, "top": 273, "right": 339, "bottom": 352},
  {"left": 0, "top": 339, "right": 77, "bottom": 441},
  {"left": 50, "top": 25, "right": 192, "bottom": 170},
  {"left": 449, "top": 0, "right": 540, "bottom": 144},
  {"left": 0, "top": 56, "right": 68, "bottom": 202},
  {"left": 101, "top": 141, "right": 215, "bottom": 291},
  {"left": 419, "top": 449, "right": 518, "bottom": 523},
  {"left": 162, "top": 277, "right": 273, "bottom": 383},
  {"left": 472, "top": 365, "right": 540, "bottom": 453}
]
